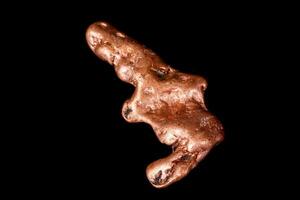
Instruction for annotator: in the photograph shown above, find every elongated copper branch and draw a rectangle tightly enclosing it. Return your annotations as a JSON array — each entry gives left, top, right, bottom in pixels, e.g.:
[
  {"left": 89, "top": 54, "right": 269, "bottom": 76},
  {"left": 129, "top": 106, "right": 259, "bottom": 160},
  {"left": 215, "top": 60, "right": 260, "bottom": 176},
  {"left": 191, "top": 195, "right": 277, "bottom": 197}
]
[{"left": 86, "top": 21, "right": 224, "bottom": 188}]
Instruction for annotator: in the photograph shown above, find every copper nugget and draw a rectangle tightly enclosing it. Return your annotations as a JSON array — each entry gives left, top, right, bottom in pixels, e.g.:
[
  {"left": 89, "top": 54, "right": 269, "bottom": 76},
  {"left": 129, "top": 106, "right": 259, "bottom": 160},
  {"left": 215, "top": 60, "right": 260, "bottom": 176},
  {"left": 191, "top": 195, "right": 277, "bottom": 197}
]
[{"left": 86, "top": 21, "right": 224, "bottom": 188}]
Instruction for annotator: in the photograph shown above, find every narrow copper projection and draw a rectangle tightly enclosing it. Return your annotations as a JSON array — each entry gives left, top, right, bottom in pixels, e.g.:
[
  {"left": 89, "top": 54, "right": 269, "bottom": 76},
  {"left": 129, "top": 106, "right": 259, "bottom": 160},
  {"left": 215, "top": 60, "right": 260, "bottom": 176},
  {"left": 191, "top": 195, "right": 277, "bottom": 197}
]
[{"left": 86, "top": 21, "right": 224, "bottom": 188}]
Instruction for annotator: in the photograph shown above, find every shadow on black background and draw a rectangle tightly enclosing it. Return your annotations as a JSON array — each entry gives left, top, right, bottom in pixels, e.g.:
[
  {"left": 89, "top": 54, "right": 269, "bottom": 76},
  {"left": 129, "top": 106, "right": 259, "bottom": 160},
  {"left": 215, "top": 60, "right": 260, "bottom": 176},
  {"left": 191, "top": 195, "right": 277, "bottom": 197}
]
[{"left": 25, "top": 2, "right": 293, "bottom": 198}]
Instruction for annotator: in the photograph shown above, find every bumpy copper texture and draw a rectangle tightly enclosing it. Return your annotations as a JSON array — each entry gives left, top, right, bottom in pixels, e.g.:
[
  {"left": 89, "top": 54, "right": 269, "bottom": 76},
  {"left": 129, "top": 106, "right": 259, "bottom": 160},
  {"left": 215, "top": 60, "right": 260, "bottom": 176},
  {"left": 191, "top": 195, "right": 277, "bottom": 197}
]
[{"left": 86, "top": 21, "right": 224, "bottom": 188}]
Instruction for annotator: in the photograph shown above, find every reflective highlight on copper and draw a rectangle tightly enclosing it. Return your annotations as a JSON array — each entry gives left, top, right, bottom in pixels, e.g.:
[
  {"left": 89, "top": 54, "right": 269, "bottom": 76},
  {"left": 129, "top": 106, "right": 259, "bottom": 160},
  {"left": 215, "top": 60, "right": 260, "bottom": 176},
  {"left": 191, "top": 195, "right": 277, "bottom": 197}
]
[{"left": 86, "top": 21, "right": 224, "bottom": 188}]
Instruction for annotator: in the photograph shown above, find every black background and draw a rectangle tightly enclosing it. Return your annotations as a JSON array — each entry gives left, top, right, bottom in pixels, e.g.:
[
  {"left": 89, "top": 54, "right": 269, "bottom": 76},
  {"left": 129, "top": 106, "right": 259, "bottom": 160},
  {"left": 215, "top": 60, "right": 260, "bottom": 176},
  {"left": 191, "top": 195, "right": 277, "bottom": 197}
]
[{"left": 14, "top": 1, "right": 295, "bottom": 198}]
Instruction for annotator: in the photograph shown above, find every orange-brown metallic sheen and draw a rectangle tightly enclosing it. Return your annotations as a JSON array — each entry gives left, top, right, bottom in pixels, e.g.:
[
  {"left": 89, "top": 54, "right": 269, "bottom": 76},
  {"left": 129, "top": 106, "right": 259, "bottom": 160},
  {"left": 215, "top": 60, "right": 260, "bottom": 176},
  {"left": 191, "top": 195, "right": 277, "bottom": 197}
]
[{"left": 86, "top": 21, "right": 224, "bottom": 188}]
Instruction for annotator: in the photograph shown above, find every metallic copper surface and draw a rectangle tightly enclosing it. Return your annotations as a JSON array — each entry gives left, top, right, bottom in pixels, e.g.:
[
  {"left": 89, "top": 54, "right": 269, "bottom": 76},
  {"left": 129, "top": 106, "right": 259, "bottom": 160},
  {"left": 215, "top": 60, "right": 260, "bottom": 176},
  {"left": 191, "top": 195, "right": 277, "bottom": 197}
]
[{"left": 86, "top": 21, "right": 224, "bottom": 188}]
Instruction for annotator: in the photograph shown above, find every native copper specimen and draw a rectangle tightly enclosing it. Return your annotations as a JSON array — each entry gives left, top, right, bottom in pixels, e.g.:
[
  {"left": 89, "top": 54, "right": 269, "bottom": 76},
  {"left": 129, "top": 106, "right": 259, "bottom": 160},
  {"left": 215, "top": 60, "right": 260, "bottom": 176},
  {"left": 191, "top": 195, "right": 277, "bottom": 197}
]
[{"left": 86, "top": 21, "right": 224, "bottom": 188}]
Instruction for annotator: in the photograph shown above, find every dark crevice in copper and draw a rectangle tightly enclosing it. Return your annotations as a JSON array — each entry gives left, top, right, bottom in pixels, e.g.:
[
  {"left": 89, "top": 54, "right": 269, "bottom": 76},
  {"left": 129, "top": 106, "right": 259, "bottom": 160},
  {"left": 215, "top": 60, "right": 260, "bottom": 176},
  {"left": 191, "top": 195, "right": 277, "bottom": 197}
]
[{"left": 123, "top": 107, "right": 132, "bottom": 119}]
